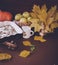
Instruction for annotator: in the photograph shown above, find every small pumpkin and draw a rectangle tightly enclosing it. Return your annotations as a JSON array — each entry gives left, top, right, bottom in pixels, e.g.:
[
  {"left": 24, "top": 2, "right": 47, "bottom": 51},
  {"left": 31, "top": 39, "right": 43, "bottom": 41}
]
[{"left": 0, "top": 10, "right": 13, "bottom": 21}]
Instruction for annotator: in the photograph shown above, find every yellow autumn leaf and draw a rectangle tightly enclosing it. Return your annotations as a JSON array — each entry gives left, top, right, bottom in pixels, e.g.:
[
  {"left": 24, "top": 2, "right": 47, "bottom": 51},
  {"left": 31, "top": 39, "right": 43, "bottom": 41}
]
[
  {"left": 34, "top": 36, "right": 42, "bottom": 40},
  {"left": 38, "top": 15, "right": 46, "bottom": 22},
  {"left": 50, "top": 22, "right": 58, "bottom": 30},
  {"left": 41, "top": 9, "right": 47, "bottom": 19},
  {"left": 39, "top": 39, "right": 46, "bottom": 42},
  {"left": 47, "top": 18, "right": 54, "bottom": 25},
  {"left": 54, "top": 12, "right": 58, "bottom": 21},
  {"left": 23, "top": 41, "right": 32, "bottom": 46},
  {"left": 30, "top": 12, "right": 38, "bottom": 18},
  {"left": 30, "top": 19, "right": 41, "bottom": 32},
  {"left": 41, "top": 4, "right": 47, "bottom": 12},
  {"left": 19, "top": 50, "right": 30, "bottom": 58},
  {"left": 32, "top": 4, "right": 41, "bottom": 14},
  {"left": 34, "top": 36, "right": 46, "bottom": 42},
  {"left": 0, "top": 53, "right": 12, "bottom": 60},
  {"left": 47, "top": 6, "right": 57, "bottom": 18}
]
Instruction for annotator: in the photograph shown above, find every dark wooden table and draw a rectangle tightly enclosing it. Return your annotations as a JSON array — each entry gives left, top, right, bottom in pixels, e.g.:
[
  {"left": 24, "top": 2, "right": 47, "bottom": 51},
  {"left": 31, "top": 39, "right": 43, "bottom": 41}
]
[{"left": 0, "top": 31, "right": 58, "bottom": 65}]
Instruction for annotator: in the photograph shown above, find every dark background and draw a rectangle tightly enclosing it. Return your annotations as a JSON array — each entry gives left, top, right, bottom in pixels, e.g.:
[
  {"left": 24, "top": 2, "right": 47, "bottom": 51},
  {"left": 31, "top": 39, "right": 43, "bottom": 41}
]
[
  {"left": 0, "top": 0, "right": 58, "bottom": 15},
  {"left": 0, "top": 0, "right": 58, "bottom": 65}
]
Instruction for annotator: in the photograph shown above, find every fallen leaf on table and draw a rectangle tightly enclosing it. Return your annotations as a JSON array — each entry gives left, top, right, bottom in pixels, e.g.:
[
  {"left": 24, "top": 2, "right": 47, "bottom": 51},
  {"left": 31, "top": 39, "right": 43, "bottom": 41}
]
[
  {"left": 23, "top": 41, "right": 32, "bottom": 46},
  {"left": 34, "top": 36, "right": 42, "bottom": 40},
  {"left": 0, "top": 53, "right": 12, "bottom": 61},
  {"left": 34, "top": 36, "right": 46, "bottom": 42},
  {"left": 19, "top": 50, "right": 31, "bottom": 58},
  {"left": 30, "top": 45, "right": 35, "bottom": 52},
  {"left": 39, "top": 38, "right": 46, "bottom": 42}
]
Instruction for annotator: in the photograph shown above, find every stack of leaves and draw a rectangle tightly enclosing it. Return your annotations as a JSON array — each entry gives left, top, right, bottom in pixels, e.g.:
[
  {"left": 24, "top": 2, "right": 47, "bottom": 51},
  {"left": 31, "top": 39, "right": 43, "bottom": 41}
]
[{"left": 30, "top": 4, "right": 58, "bottom": 33}]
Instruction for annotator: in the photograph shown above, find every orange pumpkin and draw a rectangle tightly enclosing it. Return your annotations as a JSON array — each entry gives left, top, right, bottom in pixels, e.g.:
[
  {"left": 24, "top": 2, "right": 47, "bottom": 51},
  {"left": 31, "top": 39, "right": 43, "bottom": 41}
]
[{"left": 0, "top": 10, "right": 13, "bottom": 21}]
